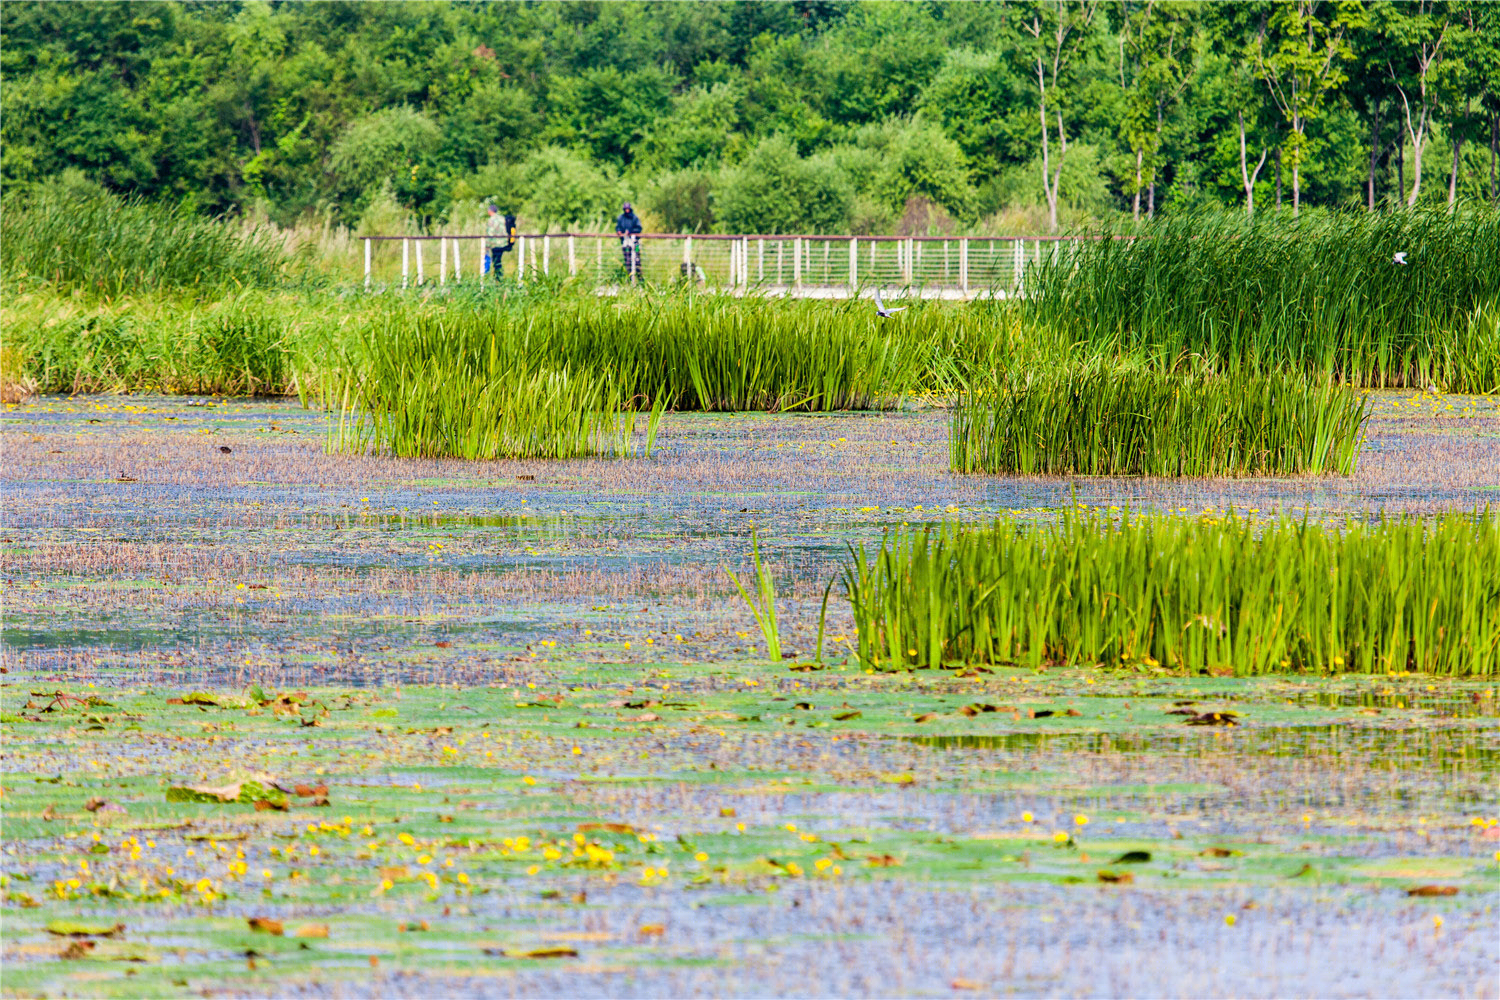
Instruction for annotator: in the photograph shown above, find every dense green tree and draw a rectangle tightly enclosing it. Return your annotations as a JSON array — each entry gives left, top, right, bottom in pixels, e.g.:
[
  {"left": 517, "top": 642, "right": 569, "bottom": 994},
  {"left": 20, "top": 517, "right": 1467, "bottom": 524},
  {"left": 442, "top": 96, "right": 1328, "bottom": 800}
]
[{"left": 3, "top": 0, "right": 1496, "bottom": 230}]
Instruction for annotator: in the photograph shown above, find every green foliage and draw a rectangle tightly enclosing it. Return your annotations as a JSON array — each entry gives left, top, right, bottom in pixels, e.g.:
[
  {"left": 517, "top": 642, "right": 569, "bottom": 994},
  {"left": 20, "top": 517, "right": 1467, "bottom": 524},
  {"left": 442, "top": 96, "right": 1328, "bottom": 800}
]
[
  {"left": 1027, "top": 210, "right": 1500, "bottom": 391},
  {"left": 3, "top": 2, "right": 1496, "bottom": 227},
  {"left": 0, "top": 187, "right": 293, "bottom": 298},
  {"left": 845, "top": 510, "right": 1500, "bottom": 675},
  {"left": 713, "top": 135, "right": 852, "bottom": 234},
  {"left": 330, "top": 107, "right": 443, "bottom": 214},
  {"left": 951, "top": 363, "right": 1370, "bottom": 477}
]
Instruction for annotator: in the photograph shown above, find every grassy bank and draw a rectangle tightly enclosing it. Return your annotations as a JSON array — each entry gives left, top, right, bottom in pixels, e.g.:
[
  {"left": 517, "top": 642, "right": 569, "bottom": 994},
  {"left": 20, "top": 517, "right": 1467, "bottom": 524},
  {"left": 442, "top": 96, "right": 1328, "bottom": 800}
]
[
  {"left": 950, "top": 364, "right": 1369, "bottom": 476},
  {"left": 844, "top": 510, "right": 1500, "bottom": 676}
]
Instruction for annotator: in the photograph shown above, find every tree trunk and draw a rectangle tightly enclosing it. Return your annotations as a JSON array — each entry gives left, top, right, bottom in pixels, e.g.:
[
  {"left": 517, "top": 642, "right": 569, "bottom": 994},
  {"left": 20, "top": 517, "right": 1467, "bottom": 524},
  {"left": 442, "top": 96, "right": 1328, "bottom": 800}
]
[
  {"left": 1490, "top": 112, "right": 1497, "bottom": 206},
  {"left": 1448, "top": 129, "right": 1462, "bottom": 207},
  {"left": 1038, "top": 62, "right": 1059, "bottom": 232},
  {"left": 1275, "top": 147, "right": 1283, "bottom": 209},
  {"left": 1397, "top": 140, "right": 1404, "bottom": 204},
  {"left": 1408, "top": 132, "right": 1425, "bottom": 206},
  {"left": 1133, "top": 149, "right": 1142, "bottom": 220},
  {"left": 1240, "top": 111, "right": 1267, "bottom": 217},
  {"left": 1148, "top": 180, "right": 1155, "bottom": 218}
]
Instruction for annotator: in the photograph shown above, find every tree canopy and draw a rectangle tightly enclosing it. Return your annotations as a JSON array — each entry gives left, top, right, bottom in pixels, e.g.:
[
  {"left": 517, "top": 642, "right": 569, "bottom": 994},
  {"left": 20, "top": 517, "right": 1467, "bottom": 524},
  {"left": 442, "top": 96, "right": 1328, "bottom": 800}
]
[{"left": 2, "top": 0, "right": 1495, "bottom": 233}]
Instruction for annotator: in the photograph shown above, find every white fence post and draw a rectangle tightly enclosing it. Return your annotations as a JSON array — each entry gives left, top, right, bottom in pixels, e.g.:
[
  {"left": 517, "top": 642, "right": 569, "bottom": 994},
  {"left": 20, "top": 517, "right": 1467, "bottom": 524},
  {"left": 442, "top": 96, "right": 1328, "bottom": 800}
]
[
  {"left": 477, "top": 238, "right": 485, "bottom": 282},
  {"left": 517, "top": 236, "right": 525, "bottom": 284},
  {"left": 452, "top": 238, "right": 461, "bottom": 283},
  {"left": 543, "top": 234, "right": 550, "bottom": 276},
  {"left": 439, "top": 237, "right": 447, "bottom": 285},
  {"left": 363, "top": 238, "right": 371, "bottom": 290},
  {"left": 757, "top": 238, "right": 764, "bottom": 282},
  {"left": 416, "top": 239, "right": 425, "bottom": 286},
  {"left": 849, "top": 237, "right": 857, "bottom": 292},
  {"left": 683, "top": 236, "right": 692, "bottom": 280},
  {"left": 1013, "top": 240, "right": 1024, "bottom": 292},
  {"left": 568, "top": 235, "right": 577, "bottom": 277},
  {"left": 402, "top": 238, "right": 409, "bottom": 288},
  {"left": 960, "top": 238, "right": 969, "bottom": 295},
  {"left": 596, "top": 237, "right": 603, "bottom": 281},
  {"left": 793, "top": 237, "right": 802, "bottom": 289}
]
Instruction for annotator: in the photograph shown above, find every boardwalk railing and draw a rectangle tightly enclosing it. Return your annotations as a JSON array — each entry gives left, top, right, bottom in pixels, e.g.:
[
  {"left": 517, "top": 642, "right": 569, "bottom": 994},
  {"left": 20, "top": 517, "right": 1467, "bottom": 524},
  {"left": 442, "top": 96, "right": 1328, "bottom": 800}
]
[{"left": 358, "top": 233, "right": 1094, "bottom": 298}]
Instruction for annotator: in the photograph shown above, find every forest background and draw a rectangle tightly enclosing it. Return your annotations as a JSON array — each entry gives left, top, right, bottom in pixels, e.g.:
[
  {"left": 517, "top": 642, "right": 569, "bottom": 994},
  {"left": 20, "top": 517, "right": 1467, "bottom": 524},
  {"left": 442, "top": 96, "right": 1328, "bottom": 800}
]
[{"left": 3, "top": 0, "right": 1498, "bottom": 239}]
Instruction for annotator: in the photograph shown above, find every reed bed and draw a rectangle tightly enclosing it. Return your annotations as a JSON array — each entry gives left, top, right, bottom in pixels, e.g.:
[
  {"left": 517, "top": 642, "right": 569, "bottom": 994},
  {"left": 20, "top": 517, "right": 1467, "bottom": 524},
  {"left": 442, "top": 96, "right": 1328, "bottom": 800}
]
[
  {"left": 329, "top": 315, "right": 663, "bottom": 460},
  {"left": 1027, "top": 210, "right": 1500, "bottom": 393},
  {"left": 1, "top": 188, "right": 294, "bottom": 297},
  {"left": 950, "top": 363, "right": 1370, "bottom": 476},
  {"left": 498, "top": 295, "right": 939, "bottom": 412},
  {"left": 844, "top": 510, "right": 1500, "bottom": 676}
]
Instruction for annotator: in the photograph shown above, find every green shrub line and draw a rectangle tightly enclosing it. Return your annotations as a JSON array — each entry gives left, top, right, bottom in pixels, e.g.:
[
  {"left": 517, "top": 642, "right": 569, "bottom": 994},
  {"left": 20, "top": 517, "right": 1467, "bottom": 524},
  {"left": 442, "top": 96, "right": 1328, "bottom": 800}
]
[
  {"left": 843, "top": 510, "right": 1500, "bottom": 677},
  {"left": 951, "top": 363, "right": 1371, "bottom": 477}
]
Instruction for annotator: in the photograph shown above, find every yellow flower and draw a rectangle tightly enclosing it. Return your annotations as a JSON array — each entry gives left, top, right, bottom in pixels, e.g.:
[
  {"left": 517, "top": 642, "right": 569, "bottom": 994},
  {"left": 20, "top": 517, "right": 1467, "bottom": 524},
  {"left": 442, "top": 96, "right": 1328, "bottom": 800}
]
[
  {"left": 523, "top": 776, "right": 537, "bottom": 786},
  {"left": 417, "top": 854, "right": 432, "bottom": 865},
  {"left": 1053, "top": 832, "right": 1069, "bottom": 843},
  {"left": 526, "top": 865, "right": 540, "bottom": 875},
  {"left": 457, "top": 872, "right": 469, "bottom": 884},
  {"left": 694, "top": 852, "right": 708, "bottom": 862},
  {"left": 1074, "top": 814, "right": 1089, "bottom": 826},
  {"left": 1225, "top": 914, "right": 1237, "bottom": 927},
  {"left": 398, "top": 833, "right": 415, "bottom": 846},
  {"left": 1021, "top": 812, "right": 1034, "bottom": 823}
]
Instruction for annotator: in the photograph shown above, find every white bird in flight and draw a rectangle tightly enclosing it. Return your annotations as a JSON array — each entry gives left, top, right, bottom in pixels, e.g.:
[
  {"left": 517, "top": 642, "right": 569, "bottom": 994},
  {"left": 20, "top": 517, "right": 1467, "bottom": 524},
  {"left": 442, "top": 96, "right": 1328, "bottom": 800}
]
[
  {"left": 874, "top": 290, "right": 906, "bottom": 318},
  {"left": 1393, "top": 251, "right": 1408, "bottom": 265}
]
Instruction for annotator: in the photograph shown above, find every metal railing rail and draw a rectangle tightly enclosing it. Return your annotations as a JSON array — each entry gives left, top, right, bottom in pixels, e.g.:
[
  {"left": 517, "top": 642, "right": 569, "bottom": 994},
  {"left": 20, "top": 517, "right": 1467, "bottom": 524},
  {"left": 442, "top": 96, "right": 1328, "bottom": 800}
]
[{"left": 356, "top": 232, "right": 1112, "bottom": 298}]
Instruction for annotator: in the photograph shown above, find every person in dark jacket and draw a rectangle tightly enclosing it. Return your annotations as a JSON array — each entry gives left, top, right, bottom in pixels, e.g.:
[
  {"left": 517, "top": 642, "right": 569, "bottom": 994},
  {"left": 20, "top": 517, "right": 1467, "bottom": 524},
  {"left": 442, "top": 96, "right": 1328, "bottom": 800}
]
[
  {"left": 485, "top": 204, "right": 516, "bottom": 278},
  {"left": 615, "top": 201, "right": 642, "bottom": 280}
]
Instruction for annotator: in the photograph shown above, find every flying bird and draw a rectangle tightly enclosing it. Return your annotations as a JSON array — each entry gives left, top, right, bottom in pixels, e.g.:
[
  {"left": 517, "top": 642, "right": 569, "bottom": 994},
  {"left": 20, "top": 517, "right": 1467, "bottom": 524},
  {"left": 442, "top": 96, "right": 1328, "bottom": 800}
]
[
  {"left": 874, "top": 290, "right": 906, "bottom": 318},
  {"left": 1393, "top": 252, "right": 1408, "bottom": 265}
]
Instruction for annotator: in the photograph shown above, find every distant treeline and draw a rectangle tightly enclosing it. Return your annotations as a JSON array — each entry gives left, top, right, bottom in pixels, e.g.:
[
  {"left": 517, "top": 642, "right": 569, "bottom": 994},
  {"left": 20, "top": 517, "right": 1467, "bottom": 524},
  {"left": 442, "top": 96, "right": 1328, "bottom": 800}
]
[{"left": 2, "top": 1, "right": 1498, "bottom": 234}]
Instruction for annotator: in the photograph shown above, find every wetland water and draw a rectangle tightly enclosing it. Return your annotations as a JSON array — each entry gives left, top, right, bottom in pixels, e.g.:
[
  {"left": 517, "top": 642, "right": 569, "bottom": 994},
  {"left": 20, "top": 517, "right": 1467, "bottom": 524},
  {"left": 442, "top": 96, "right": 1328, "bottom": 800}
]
[{"left": 2, "top": 393, "right": 1497, "bottom": 998}]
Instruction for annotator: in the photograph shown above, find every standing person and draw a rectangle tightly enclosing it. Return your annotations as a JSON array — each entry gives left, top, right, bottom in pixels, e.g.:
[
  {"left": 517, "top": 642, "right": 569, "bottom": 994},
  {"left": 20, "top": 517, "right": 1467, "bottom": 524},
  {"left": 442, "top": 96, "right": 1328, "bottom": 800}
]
[
  {"left": 615, "top": 201, "right": 642, "bottom": 281},
  {"left": 485, "top": 204, "right": 515, "bottom": 279}
]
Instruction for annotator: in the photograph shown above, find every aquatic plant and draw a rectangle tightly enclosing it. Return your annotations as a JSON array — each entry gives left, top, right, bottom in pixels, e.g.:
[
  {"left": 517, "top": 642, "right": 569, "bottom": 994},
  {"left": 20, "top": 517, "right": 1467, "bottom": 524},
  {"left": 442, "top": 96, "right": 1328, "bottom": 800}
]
[
  {"left": 1026, "top": 210, "right": 1500, "bottom": 393},
  {"left": 950, "top": 362, "right": 1370, "bottom": 477},
  {"left": 724, "top": 531, "right": 782, "bottom": 662},
  {"left": 844, "top": 509, "right": 1500, "bottom": 675}
]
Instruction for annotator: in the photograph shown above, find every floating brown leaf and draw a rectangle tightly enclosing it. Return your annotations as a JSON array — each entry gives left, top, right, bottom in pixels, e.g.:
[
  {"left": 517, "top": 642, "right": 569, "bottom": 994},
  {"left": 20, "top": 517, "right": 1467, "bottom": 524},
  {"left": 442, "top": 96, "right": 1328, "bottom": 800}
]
[
  {"left": 1200, "top": 847, "right": 1242, "bottom": 858},
  {"left": 866, "top": 854, "right": 901, "bottom": 867},
  {"left": 247, "top": 917, "right": 283, "bottom": 935},
  {"left": 833, "top": 710, "right": 862, "bottom": 721},
  {"left": 913, "top": 712, "right": 939, "bottom": 723},
  {"left": 638, "top": 924, "right": 666, "bottom": 937},
  {"left": 1097, "top": 870, "right": 1134, "bottom": 884},
  {"left": 951, "top": 978, "right": 984, "bottom": 991},
  {"left": 1406, "top": 885, "right": 1458, "bottom": 897},
  {"left": 1186, "top": 711, "right": 1238, "bottom": 726}
]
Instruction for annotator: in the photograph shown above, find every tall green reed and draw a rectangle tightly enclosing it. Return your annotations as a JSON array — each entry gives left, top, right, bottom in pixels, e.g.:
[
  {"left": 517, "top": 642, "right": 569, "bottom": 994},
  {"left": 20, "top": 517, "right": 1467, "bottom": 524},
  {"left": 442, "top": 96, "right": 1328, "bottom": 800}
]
[
  {"left": 1, "top": 188, "right": 294, "bottom": 297},
  {"left": 328, "top": 314, "right": 665, "bottom": 460},
  {"left": 1026, "top": 210, "right": 1500, "bottom": 392},
  {"left": 844, "top": 509, "right": 1499, "bottom": 676},
  {"left": 724, "top": 531, "right": 783, "bottom": 662},
  {"left": 951, "top": 362, "right": 1370, "bottom": 476}
]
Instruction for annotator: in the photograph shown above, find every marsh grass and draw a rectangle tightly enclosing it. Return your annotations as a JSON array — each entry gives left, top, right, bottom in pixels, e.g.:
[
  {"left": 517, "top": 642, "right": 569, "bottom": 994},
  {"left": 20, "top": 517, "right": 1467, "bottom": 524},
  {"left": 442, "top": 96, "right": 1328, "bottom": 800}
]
[
  {"left": 328, "top": 314, "right": 665, "bottom": 460},
  {"left": 1, "top": 189, "right": 294, "bottom": 297},
  {"left": 1027, "top": 210, "right": 1500, "bottom": 393},
  {"left": 844, "top": 509, "right": 1500, "bottom": 676},
  {"left": 951, "top": 363, "right": 1370, "bottom": 476}
]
